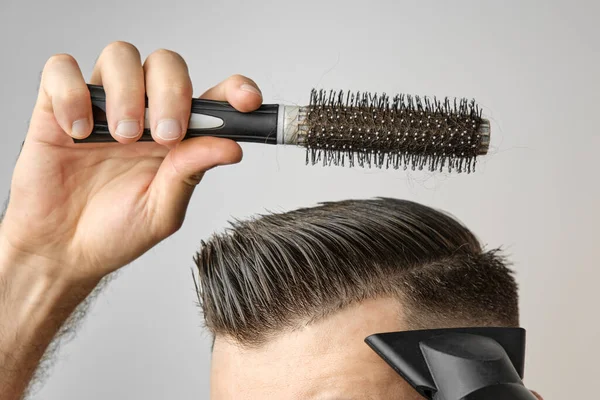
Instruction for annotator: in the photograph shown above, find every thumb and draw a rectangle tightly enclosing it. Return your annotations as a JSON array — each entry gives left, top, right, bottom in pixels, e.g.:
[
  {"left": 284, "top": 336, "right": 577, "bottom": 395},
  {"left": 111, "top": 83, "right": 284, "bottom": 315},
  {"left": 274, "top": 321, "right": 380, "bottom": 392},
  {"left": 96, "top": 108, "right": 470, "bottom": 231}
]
[{"left": 148, "top": 137, "right": 242, "bottom": 236}]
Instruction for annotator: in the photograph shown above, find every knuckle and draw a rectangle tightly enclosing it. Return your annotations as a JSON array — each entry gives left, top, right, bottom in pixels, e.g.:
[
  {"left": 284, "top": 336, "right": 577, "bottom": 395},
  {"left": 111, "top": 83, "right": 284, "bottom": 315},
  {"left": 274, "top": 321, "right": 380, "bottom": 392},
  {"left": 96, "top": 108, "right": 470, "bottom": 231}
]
[
  {"left": 45, "top": 53, "right": 77, "bottom": 69},
  {"left": 102, "top": 41, "right": 140, "bottom": 58},
  {"left": 145, "top": 49, "right": 190, "bottom": 75},
  {"left": 149, "top": 48, "right": 182, "bottom": 61}
]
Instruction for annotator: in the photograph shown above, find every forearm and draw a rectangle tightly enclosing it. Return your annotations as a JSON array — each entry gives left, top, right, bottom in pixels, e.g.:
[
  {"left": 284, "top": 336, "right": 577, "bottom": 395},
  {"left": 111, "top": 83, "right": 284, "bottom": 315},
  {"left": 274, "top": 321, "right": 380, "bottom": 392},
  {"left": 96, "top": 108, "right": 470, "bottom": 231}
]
[{"left": 0, "top": 237, "right": 97, "bottom": 400}]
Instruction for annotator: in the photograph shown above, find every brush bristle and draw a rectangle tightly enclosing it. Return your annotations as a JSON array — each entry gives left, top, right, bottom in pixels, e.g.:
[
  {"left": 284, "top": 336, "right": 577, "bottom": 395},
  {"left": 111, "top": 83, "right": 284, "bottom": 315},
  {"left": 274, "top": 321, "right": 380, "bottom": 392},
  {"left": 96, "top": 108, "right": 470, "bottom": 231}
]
[{"left": 302, "top": 89, "right": 487, "bottom": 173}]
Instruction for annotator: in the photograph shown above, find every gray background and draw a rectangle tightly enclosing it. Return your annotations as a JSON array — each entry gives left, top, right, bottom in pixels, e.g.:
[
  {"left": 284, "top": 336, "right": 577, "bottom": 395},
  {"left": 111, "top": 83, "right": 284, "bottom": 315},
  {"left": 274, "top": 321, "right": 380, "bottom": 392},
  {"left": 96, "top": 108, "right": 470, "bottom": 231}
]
[{"left": 0, "top": 0, "right": 598, "bottom": 398}]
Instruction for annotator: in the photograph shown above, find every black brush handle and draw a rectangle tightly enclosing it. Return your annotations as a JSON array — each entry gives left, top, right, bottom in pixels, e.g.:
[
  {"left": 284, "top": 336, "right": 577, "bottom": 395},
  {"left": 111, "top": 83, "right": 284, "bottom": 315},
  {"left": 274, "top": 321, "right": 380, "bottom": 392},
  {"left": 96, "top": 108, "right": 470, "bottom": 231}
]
[{"left": 75, "top": 84, "right": 279, "bottom": 144}]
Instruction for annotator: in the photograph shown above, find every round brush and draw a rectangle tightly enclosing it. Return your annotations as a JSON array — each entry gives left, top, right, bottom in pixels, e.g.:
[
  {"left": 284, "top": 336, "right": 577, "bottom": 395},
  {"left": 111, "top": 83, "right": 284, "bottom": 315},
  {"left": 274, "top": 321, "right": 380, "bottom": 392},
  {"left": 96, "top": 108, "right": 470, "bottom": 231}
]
[{"left": 77, "top": 85, "right": 490, "bottom": 173}]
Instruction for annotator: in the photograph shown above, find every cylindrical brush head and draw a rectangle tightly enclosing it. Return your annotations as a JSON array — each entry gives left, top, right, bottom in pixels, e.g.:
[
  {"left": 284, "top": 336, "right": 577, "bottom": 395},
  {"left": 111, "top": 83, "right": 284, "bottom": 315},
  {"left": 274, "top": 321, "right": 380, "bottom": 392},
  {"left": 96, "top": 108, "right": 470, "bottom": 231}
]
[{"left": 299, "top": 89, "right": 490, "bottom": 173}]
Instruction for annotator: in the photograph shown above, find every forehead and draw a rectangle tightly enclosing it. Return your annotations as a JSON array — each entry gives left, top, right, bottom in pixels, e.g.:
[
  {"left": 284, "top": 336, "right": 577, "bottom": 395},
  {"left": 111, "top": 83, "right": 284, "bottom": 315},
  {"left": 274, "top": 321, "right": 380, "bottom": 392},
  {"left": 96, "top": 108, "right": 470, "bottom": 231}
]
[{"left": 210, "top": 298, "right": 422, "bottom": 400}]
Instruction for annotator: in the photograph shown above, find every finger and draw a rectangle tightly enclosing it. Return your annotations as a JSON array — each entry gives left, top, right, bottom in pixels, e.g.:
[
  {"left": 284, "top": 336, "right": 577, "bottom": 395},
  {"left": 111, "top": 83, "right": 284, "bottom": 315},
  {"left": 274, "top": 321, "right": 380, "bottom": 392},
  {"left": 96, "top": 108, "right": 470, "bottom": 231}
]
[
  {"left": 199, "top": 74, "right": 262, "bottom": 113},
  {"left": 30, "top": 54, "right": 93, "bottom": 145},
  {"left": 143, "top": 49, "right": 193, "bottom": 146},
  {"left": 147, "top": 137, "right": 243, "bottom": 238},
  {"left": 90, "top": 41, "right": 145, "bottom": 143}
]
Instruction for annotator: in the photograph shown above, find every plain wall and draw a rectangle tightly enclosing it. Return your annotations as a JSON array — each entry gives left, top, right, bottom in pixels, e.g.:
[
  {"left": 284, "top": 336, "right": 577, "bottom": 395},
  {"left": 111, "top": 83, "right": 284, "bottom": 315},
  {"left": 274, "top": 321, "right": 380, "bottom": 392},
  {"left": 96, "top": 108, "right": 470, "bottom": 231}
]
[{"left": 1, "top": 0, "right": 598, "bottom": 398}]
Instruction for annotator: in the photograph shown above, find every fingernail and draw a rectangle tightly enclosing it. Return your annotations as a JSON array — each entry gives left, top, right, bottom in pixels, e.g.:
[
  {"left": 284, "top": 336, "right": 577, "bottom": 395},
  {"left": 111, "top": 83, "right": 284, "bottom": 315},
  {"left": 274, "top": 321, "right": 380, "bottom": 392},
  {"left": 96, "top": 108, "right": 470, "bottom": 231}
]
[
  {"left": 116, "top": 120, "right": 141, "bottom": 138},
  {"left": 240, "top": 83, "right": 261, "bottom": 96},
  {"left": 156, "top": 119, "right": 182, "bottom": 141},
  {"left": 72, "top": 119, "right": 90, "bottom": 138}
]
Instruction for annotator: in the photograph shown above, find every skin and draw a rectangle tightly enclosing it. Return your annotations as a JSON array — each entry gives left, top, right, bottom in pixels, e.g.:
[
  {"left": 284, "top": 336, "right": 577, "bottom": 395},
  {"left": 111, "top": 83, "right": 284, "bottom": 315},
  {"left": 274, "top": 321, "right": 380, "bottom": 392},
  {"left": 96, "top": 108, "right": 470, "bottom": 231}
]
[
  {"left": 211, "top": 298, "right": 422, "bottom": 400},
  {"left": 0, "top": 42, "right": 543, "bottom": 400},
  {"left": 211, "top": 298, "right": 544, "bottom": 400}
]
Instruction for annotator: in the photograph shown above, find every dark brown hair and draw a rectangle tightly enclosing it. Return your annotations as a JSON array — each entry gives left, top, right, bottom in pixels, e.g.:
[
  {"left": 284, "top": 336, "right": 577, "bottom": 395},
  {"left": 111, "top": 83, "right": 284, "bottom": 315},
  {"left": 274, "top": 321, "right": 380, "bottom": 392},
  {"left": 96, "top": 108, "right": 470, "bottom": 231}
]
[{"left": 195, "top": 198, "right": 518, "bottom": 347}]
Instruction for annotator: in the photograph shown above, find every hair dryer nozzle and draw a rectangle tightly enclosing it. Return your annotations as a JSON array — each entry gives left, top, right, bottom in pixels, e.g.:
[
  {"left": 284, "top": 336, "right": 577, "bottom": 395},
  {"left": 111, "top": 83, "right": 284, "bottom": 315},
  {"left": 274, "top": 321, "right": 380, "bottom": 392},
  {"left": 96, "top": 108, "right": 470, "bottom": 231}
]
[{"left": 365, "top": 327, "right": 536, "bottom": 400}]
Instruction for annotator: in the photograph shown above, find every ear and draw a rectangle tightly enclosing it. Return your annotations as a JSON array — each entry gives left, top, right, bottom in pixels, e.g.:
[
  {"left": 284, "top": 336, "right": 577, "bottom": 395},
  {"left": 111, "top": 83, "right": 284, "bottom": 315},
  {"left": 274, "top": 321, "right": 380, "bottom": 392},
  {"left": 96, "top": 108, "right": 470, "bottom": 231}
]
[{"left": 532, "top": 390, "right": 543, "bottom": 400}]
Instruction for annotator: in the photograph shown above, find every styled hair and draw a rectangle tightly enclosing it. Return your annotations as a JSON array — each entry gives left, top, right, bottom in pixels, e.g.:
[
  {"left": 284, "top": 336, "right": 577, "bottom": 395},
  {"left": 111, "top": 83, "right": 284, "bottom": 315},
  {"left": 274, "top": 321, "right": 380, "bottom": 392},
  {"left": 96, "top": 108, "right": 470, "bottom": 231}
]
[{"left": 195, "top": 198, "right": 519, "bottom": 347}]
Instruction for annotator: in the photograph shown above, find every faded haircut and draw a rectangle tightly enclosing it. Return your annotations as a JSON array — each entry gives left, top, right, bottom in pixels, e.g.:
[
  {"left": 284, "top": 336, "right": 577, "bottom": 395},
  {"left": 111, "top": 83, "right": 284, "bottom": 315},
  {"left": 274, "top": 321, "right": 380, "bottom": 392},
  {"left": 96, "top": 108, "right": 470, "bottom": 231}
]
[{"left": 195, "top": 198, "right": 519, "bottom": 347}]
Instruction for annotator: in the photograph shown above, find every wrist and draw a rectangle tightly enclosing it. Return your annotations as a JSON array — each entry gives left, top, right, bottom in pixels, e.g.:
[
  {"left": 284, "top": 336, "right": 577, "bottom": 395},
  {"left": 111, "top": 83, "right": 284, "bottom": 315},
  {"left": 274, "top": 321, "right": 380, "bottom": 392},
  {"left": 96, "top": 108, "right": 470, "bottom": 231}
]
[
  {"left": 0, "top": 230, "right": 98, "bottom": 355},
  {"left": 0, "top": 225, "right": 100, "bottom": 287},
  {"left": 0, "top": 231, "right": 98, "bottom": 399},
  {"left": 0, "top": 232, "right": 99, "bottom": 312}
]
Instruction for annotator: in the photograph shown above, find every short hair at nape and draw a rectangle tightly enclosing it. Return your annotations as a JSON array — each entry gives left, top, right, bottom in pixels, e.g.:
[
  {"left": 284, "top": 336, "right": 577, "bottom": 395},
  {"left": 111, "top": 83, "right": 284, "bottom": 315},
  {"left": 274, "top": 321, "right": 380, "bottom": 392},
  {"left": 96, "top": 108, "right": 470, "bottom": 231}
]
[{"left": 194, "top": 198, "right": 519, "bottom": 347}]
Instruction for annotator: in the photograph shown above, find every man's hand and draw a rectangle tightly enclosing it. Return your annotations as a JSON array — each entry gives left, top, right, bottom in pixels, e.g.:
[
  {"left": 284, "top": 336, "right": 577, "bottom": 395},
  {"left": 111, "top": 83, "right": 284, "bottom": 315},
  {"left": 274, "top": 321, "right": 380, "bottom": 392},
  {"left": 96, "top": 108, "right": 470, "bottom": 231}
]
[
  {"left": 1, "top": 41, "right": 262, "bottom": 283},
  {"left": 0, "top": 41, "right": 263, "bottom": 400}
]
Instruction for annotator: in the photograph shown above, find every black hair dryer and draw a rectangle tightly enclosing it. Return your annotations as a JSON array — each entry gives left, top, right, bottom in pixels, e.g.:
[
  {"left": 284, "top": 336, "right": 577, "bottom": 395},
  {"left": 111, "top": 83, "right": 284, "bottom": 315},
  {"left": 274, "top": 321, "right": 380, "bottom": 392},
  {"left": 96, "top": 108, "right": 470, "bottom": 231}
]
[{"left": 365, "top": 327, "right": 536, "bottom": 399}]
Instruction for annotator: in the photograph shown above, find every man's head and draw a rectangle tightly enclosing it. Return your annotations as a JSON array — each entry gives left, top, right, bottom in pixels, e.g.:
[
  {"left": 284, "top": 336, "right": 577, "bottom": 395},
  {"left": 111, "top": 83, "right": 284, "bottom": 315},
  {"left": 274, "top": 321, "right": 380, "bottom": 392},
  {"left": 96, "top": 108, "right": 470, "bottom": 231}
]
[{"left": 195, "top": 198, "right": 519, "bottom": 399}]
